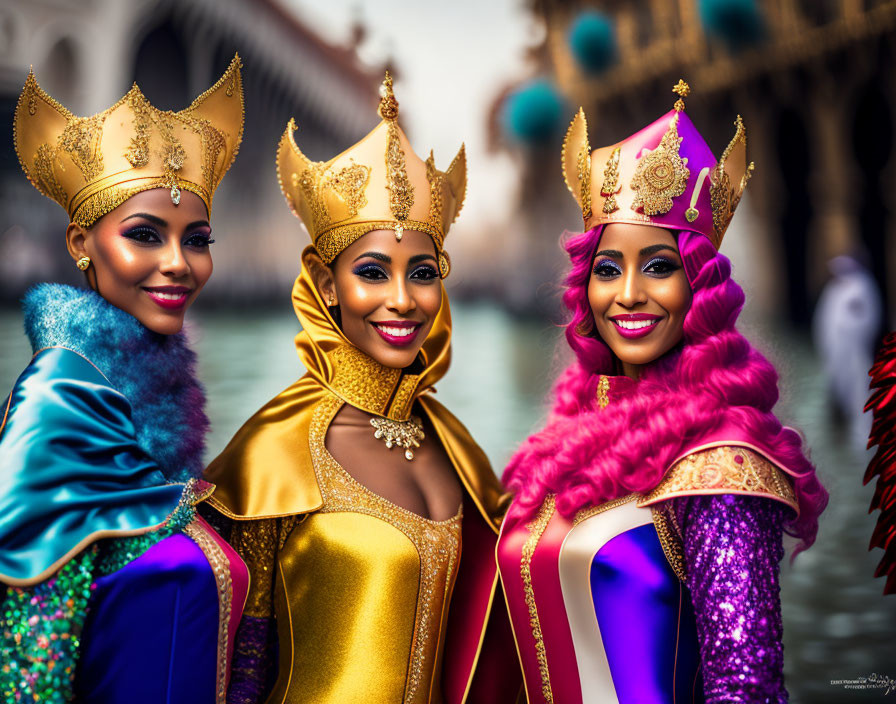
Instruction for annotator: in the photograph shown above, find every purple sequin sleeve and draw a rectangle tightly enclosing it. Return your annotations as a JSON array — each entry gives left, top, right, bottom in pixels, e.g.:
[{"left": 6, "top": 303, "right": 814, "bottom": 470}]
[
  {"left": 226, "top": 615, "right": 277, "bottom": 704},
  {"left": 675, "top": 494, "right": 788, "bottom": 704}
]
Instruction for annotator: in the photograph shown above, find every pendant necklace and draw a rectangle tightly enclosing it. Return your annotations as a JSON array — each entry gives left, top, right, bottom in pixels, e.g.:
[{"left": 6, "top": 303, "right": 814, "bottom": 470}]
[{"left": 370, "top": 415, "right": 425, "bottom": 460}]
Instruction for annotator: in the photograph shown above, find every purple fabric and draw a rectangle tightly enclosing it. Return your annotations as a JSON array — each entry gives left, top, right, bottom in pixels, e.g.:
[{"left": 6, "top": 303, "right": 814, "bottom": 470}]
[
  {"left": 75, "top": 534, "right": 219, "bottom": 703},
  {"left": 677, "top": 495, "right": 788, "bottom": 704},
  {"left": 226, "top": 616, "right": 277, "bottom": 704},
  {"left": 591, "top": 523, "right": 703, "bottom": 702}
]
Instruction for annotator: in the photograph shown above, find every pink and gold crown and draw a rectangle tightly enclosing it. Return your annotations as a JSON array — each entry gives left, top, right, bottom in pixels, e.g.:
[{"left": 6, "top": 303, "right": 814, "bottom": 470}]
[
  {"left": 277, "top": 72, "right": 465, "bottom": 278},
  {"left": 562, "top": 80, "right": 753, "bottom": 249},
  {"left": 14, "top": 55, "right": 244, "bottom": 228}
]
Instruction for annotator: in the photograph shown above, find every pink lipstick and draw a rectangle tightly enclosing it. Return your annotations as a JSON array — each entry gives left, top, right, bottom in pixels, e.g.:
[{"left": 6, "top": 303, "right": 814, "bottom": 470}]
[
  {"left": 143, "top": 285, "right": 192, "bottom": 311},
  {"left": 609, "top": 313, "right": 662, "bottom": 339},
  {"left": 372, "top": 320, "right": 422, "bottom": 347}
]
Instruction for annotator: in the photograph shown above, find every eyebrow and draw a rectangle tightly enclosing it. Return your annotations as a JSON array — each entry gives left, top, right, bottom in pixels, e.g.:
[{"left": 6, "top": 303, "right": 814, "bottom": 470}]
[
  {"left": 354, "top": 251, "right": 390, "bottom": 263},
  {"left": 121, "top": 212, "right": 167, "bottom": 227},
  {"left": 353, "top": 252, "right": 437, "bottom": 265},
  {"left": 594, "top": 244, "right": 679, "bottom": 258}
]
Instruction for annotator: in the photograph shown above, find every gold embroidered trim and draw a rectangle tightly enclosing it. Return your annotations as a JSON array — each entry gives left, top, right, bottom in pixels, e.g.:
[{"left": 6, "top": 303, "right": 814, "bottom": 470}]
[
  {"left": 184, "top": 519, "right": 233, "bottom": 704},
  {"left": 573, "top": 493, "right": 638, "bottom": 526},
  {"left": 710, "top": 115, "right": 754, "bottom": 248},
  {"left": 314, "top": 219, "right": 444, "bottom": 265},
  {"left": 310, "top": 394, "right": 461, "bottom": 703},
  {"left": 639, "top": 446, "right": 798, "bottom": 511},
  {"left": 521, "top": 494, "right": 555, "bottom": 703},
  {"left": 630, "top": 113, "right": 690, "bottom": 216},
  {"left": 596, "top": 375, "right": 610, "bottom": 410},
  {"left": 599, "top": 147, "right": 621, "bottom": 215},
  {"left": 651, "top": 504, "right": 687, "bottom": 582}
]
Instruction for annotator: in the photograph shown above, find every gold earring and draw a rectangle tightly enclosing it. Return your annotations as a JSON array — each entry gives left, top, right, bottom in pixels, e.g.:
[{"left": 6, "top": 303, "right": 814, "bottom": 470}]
[
  {"left": 328, "top": 294, "right": 336, "bottom": 306},
  {"left": 76, "top": 256, "right": 91, "bottom": 271}
]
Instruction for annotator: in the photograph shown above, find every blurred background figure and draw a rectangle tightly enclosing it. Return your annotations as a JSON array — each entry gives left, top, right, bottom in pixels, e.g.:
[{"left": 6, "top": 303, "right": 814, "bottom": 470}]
[
  {"left": 2, "top": 1, "right": 896, "bottom": 701},
  {"left": 813, "top": 254, "right": 883, "bottom": 455}
]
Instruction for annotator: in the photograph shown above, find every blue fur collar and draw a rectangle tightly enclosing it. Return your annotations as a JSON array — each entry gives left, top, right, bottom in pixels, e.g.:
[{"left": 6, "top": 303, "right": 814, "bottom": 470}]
[{"left": 22, "top": 283, "right": 208, "bottom": 481}]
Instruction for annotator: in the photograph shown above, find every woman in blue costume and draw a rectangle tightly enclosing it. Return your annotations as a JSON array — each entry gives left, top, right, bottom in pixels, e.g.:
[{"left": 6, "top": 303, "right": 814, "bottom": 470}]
[{"left": 0, "top": 57, "right": 249, "bottom": 703}]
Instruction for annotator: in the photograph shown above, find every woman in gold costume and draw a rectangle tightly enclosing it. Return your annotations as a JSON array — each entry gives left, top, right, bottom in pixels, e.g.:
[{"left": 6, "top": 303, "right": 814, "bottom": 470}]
[{"left": 204, "top": 74, "right": 521, "bottom": 704}]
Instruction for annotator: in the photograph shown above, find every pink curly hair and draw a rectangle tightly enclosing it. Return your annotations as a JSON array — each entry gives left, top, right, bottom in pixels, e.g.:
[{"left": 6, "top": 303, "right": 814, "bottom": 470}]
[{"left": 503, "top": 226, "right": 828, "bottom": 552}]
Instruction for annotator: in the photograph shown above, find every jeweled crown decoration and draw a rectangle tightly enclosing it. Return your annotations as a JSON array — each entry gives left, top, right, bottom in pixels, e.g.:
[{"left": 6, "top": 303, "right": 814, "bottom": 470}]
[
  {"left": 14, "top": 55, "right": 244, "bottom": 228},
  {"left": 277, "top": 72, "right": 466, "bottom": 278},
  {"left": 561, "top": 80, "right": 754, "bottom": 249}
]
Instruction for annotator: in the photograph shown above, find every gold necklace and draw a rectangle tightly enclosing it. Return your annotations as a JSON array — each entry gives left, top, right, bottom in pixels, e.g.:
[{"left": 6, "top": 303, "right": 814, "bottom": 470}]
[{"left": 370, "top": 415, "right": 425, "bottom": 460}]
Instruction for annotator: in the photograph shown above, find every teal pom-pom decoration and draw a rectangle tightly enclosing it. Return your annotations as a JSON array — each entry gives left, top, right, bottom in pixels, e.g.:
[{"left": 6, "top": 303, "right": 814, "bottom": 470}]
[
  {"left": 568, "top": 11, "right": 616, "bottom": 74},
  {"left": 699, "top": 0, "right": 764, "bottom": 51},
  {"left": 502, "top": 79, "right": 566, "bottom": 144}
]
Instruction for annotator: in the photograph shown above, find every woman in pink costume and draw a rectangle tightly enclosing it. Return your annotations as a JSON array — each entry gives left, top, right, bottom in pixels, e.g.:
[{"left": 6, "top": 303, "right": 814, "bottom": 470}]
[{"left": 496, "top": 82, "right": 828, "bottom": 703}]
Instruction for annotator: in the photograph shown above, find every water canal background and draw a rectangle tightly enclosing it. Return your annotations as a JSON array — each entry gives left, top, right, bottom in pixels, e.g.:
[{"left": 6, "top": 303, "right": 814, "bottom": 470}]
[{"left": 1, "top": 299, "right": 894, "bottom": 702}]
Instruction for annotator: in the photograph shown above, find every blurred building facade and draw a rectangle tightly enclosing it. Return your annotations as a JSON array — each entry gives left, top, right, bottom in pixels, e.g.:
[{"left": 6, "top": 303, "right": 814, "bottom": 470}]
[
  {"left": 0, "top": 0, "right": 380, "bottom": 303},
  {"left": 494, "top": 0, "right": 895, "bottom": 326}
]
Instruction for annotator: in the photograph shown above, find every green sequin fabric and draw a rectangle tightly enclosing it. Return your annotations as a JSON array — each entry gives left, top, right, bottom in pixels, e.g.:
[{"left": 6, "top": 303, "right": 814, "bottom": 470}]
[
  {"left": 0, "top": 480, "right": 199, "bottom": 702},
  {"left": 0, "top": 548, "right": 96, "bottom": 703}
]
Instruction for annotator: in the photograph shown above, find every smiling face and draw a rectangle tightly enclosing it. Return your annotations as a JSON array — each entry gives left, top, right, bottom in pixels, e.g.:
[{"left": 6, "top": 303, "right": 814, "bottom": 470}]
[
  {"left": 65, "top": 188, "right": 214, "bottom": 335},
  {"left": 313, "top": 228, "right": 443, "bottom": 369},
  {"left": 588, "top": 223, "right": 692, "bottom": 379}
]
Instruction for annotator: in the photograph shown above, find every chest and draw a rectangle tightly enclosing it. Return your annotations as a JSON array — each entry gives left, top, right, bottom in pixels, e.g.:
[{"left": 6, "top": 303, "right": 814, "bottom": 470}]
[{"left": 325, "top": 402, "right": 462, "bottom": 521}]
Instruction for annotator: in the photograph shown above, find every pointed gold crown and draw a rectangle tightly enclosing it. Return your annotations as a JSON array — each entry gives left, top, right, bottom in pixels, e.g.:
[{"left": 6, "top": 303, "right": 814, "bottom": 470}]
[
  {"left": 562, "top": 80, "right": 754, "bottom": 249},
  {"left": 14, "top": 55, "right": 244, "bottom": 228},
  {"left": 277, "top": 72, "right": 466, "bottom": 277}
]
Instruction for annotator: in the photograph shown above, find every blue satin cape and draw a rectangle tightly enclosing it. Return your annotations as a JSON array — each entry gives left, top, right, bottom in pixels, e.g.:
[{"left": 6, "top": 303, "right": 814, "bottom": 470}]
[{"left": 0, "top": 346, "right": 184, "bottom": 586}]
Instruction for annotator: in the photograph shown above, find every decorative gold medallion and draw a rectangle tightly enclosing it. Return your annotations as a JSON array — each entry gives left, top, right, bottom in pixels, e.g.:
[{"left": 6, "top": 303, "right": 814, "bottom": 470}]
[
  {"left": 685, "top": 207, "right": 698, "bottom": 222},
  {"left": 600, "top": 147, "right": 621, "bottom": 214},
  {"left": 370, "top": 415, "right": 425, "bottom": 460},
  {"left": 630, "top": 114, "right": 690, "bottom": 216}
]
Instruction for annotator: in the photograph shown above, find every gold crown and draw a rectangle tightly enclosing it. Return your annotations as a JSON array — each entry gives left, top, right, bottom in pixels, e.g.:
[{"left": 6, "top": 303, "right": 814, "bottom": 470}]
[
  {"left": 14, "top": 55, "right": 244, "bottom": 228},
  {"left": 277, "top": 72, "right": 465, "bottom": 278},
  {"left": 561, "top": 80, "right": 753, "bottom": 249}
]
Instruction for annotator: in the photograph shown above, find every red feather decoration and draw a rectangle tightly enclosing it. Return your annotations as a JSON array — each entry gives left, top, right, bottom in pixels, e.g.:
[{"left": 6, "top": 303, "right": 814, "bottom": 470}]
[{"left": 864, "top": 332, "right": 896, "bottom": 595}]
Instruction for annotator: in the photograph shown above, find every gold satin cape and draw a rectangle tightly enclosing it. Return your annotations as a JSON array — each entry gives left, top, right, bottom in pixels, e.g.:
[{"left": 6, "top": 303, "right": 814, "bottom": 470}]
[{"left": 205, "top": 247, "right": 521, "bottom": 703}]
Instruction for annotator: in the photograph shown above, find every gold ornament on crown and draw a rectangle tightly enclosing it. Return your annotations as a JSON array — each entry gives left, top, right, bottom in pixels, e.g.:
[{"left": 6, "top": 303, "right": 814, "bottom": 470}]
[
  {"left": 14, "top": 56, "right": 244, "bottom": 228},
  {"left": 560, "top": 79, "right": 754, "bottom": 250},
  {"left": 630, "top": 81, "right": 691, "bottom": 217},
  {"left": 277, "top": 72, "right": 466, "bottom": 278}
]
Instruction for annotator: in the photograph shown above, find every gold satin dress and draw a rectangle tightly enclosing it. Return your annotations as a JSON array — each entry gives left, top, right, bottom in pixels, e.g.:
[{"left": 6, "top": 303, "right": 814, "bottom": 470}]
[{"left": 231, "top": 393, "right": 461, "bottom": 704}]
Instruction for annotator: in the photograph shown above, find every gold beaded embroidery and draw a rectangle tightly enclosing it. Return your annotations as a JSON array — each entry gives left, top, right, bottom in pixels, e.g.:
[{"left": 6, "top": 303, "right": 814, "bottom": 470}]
[
  {"left": 576, "top": 143, "right": 593, "bottom": 221},
  {"left": 425, "top": 153, "right": 446, "bottom": 246},
  {"left": 327, "top": 344, "right": 401, "bottom": 414},
  {"left": 314, "top": 220, "right": 444, "bottom": 266},
  {"left": 385, "top": 120, "right": 414, "bottom": 221},
  {"left": 33, "top": 144, "right": 67, "bottom": 205},
  {"left": 230, "top": 519, "right": 278, "bottom": 617},
  {"left": 651, "top": 504, "right": 687, "bottom": 581},
  {"left": 572, "top": 493, "right": 637, "bottom": 526},
  {"left": 639, "top": 446, "right": 798, "bottom": 510},
  {"left": 184, "top": 519, "right": 233, "bottom": 704},
  {"left": 599, "top": 147, "right": 621, "bottom": 215},
  {"left": 59, "top": 115, "right": 105, "bottom": 182},
  {"left": 596, "top": 375, "right": 610, "bottom": 410},
  {"left": 521, "top": 494, "right": 555, "bottom": 704},
  {"left": 310, "top": 394, "right": 461, "bottom": 703}
]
